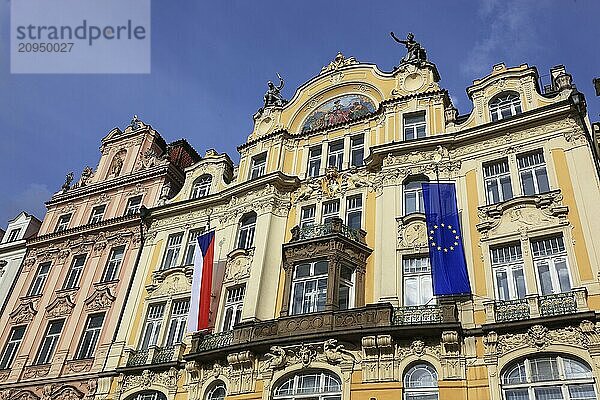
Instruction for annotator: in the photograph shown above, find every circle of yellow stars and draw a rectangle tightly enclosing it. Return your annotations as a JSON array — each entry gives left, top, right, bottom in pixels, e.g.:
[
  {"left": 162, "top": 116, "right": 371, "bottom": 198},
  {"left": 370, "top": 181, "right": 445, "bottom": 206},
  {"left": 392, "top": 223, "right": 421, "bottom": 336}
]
[{"left": 429, "top": 222, "right": 460, "bottom": 253}]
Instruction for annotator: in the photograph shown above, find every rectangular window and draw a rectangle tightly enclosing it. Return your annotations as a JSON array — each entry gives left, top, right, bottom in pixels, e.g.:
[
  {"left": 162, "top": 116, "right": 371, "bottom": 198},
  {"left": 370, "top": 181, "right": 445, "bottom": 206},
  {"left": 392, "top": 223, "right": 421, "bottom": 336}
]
[
  {"left": 300, "top": 205, "right": 316, "bottom": 228},
  {"left": 101, "top": 246, "right": 125, "bottom": 282},
  {"left": 250, "top": 153, "right": 267, "bottom": 179},
  {"left": 346, "top": 195, "right": 362, "bottom": 229},
  {"left": 63, "top": 254, "right": 86, "bottom": 289},
  {"left": 403, "top": 256, "right": 434, "bottom": 306},
  {"left": 89, "top": 205, "right": 106, "bottom": 224},
  {"left": 531, "top": 236, "right": 571, "bottom": 295},
  {"left": 327, "top": 141, "right": 344, "bottom": 170},
  {"left": 55, "top": 214, "right": 71, "bottom": 233},
  {"left": 403, "top": 112, "right": 426, "bottom": 140},
  {"left": 322, "top": 200, "right": 340, "bottom": 224},
  {"left": 183, "top": 229, "right": 204, "bottom": 266},
  {"left": 307, "top": 146, "right": 322, "bottom": 177},
  {"left": 28, "top": 262, "right": 51, "bottom": 296},
  {"left": 222, "top": 285, "right": 246, "bottom": 332},
  {"left": 125, "top": 196, "right": 143, "bottom": 216},
  {"left": 6, "top": 228, "right": 21, "bottom": 242},
  {"left": 350, "top": 135, "right": 364, "bottom": 167},
  {"left": 0, "top": 326, "right": 26, "bottom": 369},
  {"left": 404, "top": 180, "right": 426, "bottom": 214},
  {"left": 140, "top": 303, "right": 165, "bottom": 349},
  {"left": 238, "top": 215, "right": 256, "bottom": 249},
  {"left": 491, "top": 243, "right": 526, "bottom": 300},
  {"left": 291, "top": 261, "right": 328, "bottom": 315},
  {"left": 35, "top": 319, "right": 64, "bottom": 365},
  {"left": 518, "top": 151, "right": 550, "bottom": 196},
  {"left": 338, "top": 265, "right": 355, "bottom": 310},
  {"left": 484, "top": 159, "right": 513, "bottom": 204},
  {"left": 161, "top": 233, "right": 184, "bottom": 270},
  {"left": 166, "top": 299, "right": 190, "bottom": 346},
  {"left": 75, "top": 314, "right": 104, "bottom": 359}
]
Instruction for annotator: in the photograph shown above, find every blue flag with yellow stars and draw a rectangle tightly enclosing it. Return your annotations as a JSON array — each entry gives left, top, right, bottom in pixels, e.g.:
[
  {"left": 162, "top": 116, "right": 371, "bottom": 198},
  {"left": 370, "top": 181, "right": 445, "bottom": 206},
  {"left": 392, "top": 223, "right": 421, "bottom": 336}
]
[{"left": 422, "top": 182, "right": 472, "bottom": 296}]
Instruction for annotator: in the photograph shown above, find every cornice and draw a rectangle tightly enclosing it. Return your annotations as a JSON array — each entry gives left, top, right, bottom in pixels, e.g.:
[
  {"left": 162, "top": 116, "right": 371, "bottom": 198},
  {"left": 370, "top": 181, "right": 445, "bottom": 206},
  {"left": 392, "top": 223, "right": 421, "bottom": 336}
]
[
  {"left": 46, "top": 164, "right": 183, "bottom": 206},
  {"left": 365, "top": 100, "right": 577, "bottom": 169},
  {"left": 27, "top": 213, "right": 140, "bottom": 247}
]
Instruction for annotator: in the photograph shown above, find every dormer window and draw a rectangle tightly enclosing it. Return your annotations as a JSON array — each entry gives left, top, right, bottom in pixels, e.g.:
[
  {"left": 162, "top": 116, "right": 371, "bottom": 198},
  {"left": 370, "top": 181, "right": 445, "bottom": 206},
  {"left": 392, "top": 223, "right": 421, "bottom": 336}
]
[
  {"left": 191, "top": 175, "right": 212, "bottom": 199},
  {"left": 6, "top": 228, "right": 21, "bottom": 242},
  {"left": 489, "top": 92, "right": 522, "bottom": 122},
  {"left": 404, "top": 112, "right": 426, "bottom": 140}
]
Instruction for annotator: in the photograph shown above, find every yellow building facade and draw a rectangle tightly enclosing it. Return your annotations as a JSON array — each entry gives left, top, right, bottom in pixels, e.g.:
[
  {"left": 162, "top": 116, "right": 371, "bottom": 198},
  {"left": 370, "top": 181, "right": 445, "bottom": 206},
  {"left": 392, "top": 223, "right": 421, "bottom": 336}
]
[{"left": 4, "top": 51, "right": 599, "bottom": 400}]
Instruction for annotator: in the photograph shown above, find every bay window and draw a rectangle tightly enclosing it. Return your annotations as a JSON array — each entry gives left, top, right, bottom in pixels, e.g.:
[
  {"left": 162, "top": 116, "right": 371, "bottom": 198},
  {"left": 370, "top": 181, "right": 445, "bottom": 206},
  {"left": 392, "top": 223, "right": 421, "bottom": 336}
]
[{"left": 291, "top": 261, "right": 328, "bottom": 315}]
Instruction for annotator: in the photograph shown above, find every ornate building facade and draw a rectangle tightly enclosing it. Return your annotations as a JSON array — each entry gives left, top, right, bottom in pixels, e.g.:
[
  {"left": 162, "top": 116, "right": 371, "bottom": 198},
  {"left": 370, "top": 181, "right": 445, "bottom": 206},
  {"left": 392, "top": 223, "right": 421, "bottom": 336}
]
[
  {"left": 0, "top": 118, "right": 199, "bottom": 399},
  {"left": 2, "top": 41, "right": 600, "bottom": 400}
]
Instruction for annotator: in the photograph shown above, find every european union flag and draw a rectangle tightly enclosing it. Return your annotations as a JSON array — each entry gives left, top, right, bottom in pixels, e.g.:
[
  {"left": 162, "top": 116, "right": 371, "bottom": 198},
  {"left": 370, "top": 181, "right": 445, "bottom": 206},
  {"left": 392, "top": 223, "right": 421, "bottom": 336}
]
[{"left": 422, "top": 183, "right": 472, "bottom": 296}]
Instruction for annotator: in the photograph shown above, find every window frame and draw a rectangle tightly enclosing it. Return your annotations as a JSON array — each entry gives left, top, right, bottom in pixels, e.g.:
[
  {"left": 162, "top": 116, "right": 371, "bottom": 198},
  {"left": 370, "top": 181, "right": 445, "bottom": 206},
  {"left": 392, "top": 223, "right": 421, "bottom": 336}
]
[
  {"left": 191, "top": 175, "right": 212, "bottom": 199},
  {"left": 165, "top": 298, "right": 190, "bottom": 346},
  {"left": 403, "top": 112, "right": 427, "bottom": 140},
  {"left": 403, "top": 178, "right": 427, "bottom": 215},
  {"left": 322, "top": 200, "right": 340, "bottom": 224},
  {"left": 28, "top": 262, "right": 51, "bottom": 297},
  {"left": 237, "top": 213, "right": 256, "bottom": 250},
  {"left": 490, "top": 243, "right": 527, "bottom": 301},
  {"left": 140, "top": 303, "right": 165, "bottom": 349},
  {"left": 55, "top": 213, "right": 72, "bottom": 233},
  {"left": 89, "top": 205, "right": 107, "bottom": 225},
  {"left": 101, "top": 245, "right": 125, "bottom": 282},
  {"left": 35, "top": 319, "right": 64, "bottom": 365},
  {"left": 125, "top": 195, "right": 143, "bottom": 216},
  {"left": 403, "top": 363, "right": 439, "bottom": 400},
  {"left": 489, "top": 92, "right": 522, "bottom": 122},
  {"left": 6, "top": 228, "right": 21, "bottom": 242},
  {"left": 63, "top": 254, "right": 87, "bottom": 290},
  {"left": 483, "top": 158, "right": 513, "bottom": 204},
  {"left": 403, "top": 256, "right": 434, "bottom": 306},
  {"left": 221, "top": 285, "right": 246, "bottom": 332},
  {"left": 307, "top": 146, "right": 322, "bottom": 178},
  {"left": 345, "top": 195, "right": 362, "bottom": 229},
  {"left": 75, "top": 313, "right": 105, "bottom": 359},
  {"left": 273, "top": 371, "right": 342, "bottom": 400},
  {"left": 183, "top": 229, "right": 205, "bottom": 266},
  {"left": 327, "top": 140, "right": 344, "bottom": 171},
  {"left": 160, "top": 232, "right": 184, "bottom": 270},
  {"left": 350, "top": 134, "right": 365, "bottom": 167},
  {"left": 517, "top": 150, "right": 550, "bottom": 196},
  {"left": 290, "top": 260, "right": 329, "bottom": 315},
  {"left": 0, "top": 325, "right": 26, "bottom": 369},
  {"left": 531, "top": 236, "right": 572, "bottom": 295},
  {"left": 205, "top": 381, "right": 227, "bottom": 400},
  {"left": 250, "top": 153, "right": 267, "bottom": 180},
  {"left": 300, "top": 205, "right": 316, "bottom": 228}
]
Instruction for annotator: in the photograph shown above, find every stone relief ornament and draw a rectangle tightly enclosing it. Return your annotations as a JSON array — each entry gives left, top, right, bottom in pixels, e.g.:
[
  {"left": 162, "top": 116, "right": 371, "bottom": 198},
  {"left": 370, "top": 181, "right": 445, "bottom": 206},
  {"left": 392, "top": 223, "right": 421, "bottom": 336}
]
[
  {"left": 263, "top": 346, "right": 287, "bottom": 370},
  {"left": 10, "top": 300, "right": 37, "bottom": 324},
  {"left": 84, "top": 286, "right": 116, "bottom": 311},
  {"left": 224, "top": 249, "right": 253, "bottom": 284},
  {"left": 293, "top": 167, "right": 376, "bottom": 203},
  {"left": 397, "top": 215, "right": 428, "bottom": 250},
  {"left": 320, "top": 52, "right": 359, "bottom": 74},
  {"left": 46, "top": 294, "right": 75, "bottom": 318},
  {"left": 323, "top": 339, "right": 356, "bottom": 364}
]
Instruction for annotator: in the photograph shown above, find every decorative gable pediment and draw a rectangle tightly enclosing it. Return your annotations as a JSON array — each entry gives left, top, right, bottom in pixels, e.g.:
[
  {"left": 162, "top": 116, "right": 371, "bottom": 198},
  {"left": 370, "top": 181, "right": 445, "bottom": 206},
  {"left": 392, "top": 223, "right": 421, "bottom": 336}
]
[
  {"left": 84, "top": 286, "right": 116, "bottom": 312},
  {"left": 477, "top": 190, "right": 569, "bottom": 239},
  {"left": 10, "top": 301, "right": 37, "bottom": 324},
  {"left": 146, "top": 270, "right": 191, "bottom": 299},
  {"left": 46, "top": 294, "right": 75, "bottom": 318}
]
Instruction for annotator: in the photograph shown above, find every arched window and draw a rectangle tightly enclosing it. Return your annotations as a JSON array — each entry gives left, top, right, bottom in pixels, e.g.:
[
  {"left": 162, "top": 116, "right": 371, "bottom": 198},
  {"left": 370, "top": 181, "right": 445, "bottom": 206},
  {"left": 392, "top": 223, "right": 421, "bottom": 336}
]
[
  {"left": 127, "top": 391, "right": 167, "bottom": 400},
  {"left": 273, "top": 371, "right": 341, "bottom": 400},
  {"left": 403, "top": 363, "right": 438, "bottom": 400},
  {"left": 205, "top": 381, "right": 226, "bottom": 400},
  {"left": 502, "top": 355, "right": 597, "bottom": 400},
  {"left": 237, "top": 212, "right": 256, "bottom": 249},
  {"left": 403, "top": 176, "right": 428, "bottom": 215},
  {"left": 191, "top": 175, "right": 212, "bottom": 199},
  {"left": 489, "top": 92, "right": 522, "bottom": 122}
]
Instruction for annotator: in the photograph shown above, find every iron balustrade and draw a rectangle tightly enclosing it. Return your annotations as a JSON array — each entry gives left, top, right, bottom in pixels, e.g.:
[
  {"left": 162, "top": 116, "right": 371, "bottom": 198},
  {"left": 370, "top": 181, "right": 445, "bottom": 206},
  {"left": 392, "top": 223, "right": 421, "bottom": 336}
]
[
  {"left": 394, "top": 304, "right": 456, "bottom": 325},
  {"left": 539, "top": 291, "right": 578, "bottom": 317},
  {"left": 126, "top": 348, "right": 149, "bottom": 367},
  {"left": 494, "top": 298, "right": 530, "bottom": 322},
  {"left": 197, "top": 331, "right": 234, "bottom": 352}
]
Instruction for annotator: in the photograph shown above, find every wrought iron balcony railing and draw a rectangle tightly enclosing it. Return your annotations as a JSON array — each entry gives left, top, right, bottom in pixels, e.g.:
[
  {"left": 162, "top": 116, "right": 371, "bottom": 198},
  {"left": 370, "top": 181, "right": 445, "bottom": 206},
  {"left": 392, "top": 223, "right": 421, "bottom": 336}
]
[
  {"left": 196, "top": 331, "right": 234, "bottom": 352},
  {"left": 152, "top": 345, "right": 175, "bottom": 364},
  {"left": 393, "top": 304, "right": 457, "bottom": 325},
  {"left": 483, "top": 288, "right": 588, "bottom": 324},
  {"left": 126, "top": 348, "right": 149, "bottom": 367},
  {"left": 494, "top": 298, "right": 530, "bottom": 322},
  {"left": 290, "top": 218, "right": 366, "bottom": 244},
  {"left": 124, "top": 344, "right": 184, "bottom": 367}
]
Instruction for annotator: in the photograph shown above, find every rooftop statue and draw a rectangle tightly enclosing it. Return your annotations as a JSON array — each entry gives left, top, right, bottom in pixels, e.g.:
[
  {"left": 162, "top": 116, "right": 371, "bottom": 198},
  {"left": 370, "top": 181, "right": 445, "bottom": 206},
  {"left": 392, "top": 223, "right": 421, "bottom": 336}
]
[
  {"left": 390, "top": 32, "right": 427, "bottom": 66},
  {"left": 263, "top": 73, "right": 288, "bottom": 108}
]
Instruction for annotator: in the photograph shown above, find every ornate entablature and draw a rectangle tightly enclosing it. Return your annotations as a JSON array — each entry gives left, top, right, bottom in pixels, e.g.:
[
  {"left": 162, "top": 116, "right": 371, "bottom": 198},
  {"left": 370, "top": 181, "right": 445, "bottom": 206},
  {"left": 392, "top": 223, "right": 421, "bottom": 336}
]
[
  {"left": 476, "top": 190, "right": 569, "bottom": 240},
  {"left": 115, "top": 368, "right": 180, "bottom": 400},
  {"left": 292, "top": 167, "right": 376, "bottom": 204}
]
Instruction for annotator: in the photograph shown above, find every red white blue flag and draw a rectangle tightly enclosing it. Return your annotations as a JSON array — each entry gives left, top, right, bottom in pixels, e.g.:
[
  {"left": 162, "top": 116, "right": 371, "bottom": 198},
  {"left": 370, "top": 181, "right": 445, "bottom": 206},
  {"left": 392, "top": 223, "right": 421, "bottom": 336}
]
[{"left": 187, "top": 230, "right": 215, "bottom": 332}]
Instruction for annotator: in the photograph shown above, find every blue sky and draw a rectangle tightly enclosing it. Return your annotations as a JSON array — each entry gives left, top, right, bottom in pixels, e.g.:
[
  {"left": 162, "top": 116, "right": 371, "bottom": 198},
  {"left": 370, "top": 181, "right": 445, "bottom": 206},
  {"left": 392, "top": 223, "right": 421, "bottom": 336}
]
[{"left": 0, "top": 0, "right": 599, "bottom": 225}]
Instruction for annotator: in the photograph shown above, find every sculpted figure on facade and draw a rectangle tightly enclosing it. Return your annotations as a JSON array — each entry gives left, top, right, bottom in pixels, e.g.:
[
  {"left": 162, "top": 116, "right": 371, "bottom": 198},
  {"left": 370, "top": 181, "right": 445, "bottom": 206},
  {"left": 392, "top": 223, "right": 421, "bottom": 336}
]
[
  {"left": 61, "top": 172, "right": 74, "bottom": 191},
  {"left": 264, "top": 346, "right": 287, "bottom": 370},
  {"left": 263, "top": 73, "right": 287, "bottom": 108},
  {"left": 390, "top": 32, "right": 427, "bottom": 66},
  {"left": 323, "top": 339, "right": 355, "bottom": 364}
]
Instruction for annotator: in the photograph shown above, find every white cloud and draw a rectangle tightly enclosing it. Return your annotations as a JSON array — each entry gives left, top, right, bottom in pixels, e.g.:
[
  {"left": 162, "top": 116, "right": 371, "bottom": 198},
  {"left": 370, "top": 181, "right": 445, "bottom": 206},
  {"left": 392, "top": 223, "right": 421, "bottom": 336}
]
[{"left": 462, "top": 1, "right": 544, "bottom": 77}]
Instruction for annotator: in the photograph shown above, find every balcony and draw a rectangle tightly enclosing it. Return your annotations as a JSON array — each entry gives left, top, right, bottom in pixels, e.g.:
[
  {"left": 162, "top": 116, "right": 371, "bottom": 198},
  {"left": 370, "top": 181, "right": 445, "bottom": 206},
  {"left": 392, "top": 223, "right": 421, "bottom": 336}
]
[
  {"left": 196, "top": 331, "right": 234, "bottom": 352},
  {"left": 394, "top": 304, "right": 458, "bottom": 325},
  {"left": 483, "top": 288, "right": 589, "bottom": 325},
  {"left": 124, "top": 344, "right": 184, "bottom": 368},
  {"left": 290, "top": 219, "right": 366, "bottom": 244}
]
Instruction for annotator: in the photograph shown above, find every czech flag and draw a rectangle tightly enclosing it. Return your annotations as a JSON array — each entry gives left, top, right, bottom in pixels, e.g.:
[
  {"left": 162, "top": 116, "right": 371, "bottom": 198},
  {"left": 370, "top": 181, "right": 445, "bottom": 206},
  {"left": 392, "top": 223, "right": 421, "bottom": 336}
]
[{"left": 187, "top": 230, "right": 215, "bottom": 332}]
